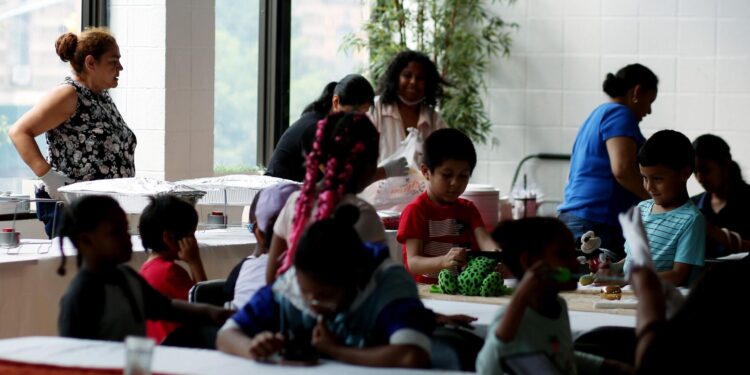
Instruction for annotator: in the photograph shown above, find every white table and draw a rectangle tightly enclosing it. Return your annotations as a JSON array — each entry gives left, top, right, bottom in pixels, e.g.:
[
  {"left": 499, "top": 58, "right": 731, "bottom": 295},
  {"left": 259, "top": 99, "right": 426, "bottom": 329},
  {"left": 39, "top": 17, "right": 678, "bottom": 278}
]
[
  {"left": 0, "top": 336, "right": 466, "bottom": 375},
  {"left": 422, "top": 299, "right": 635, "bottom": 340},
  {"left": 0, "top": 228, "right": 256, "bottom": 338},
  {"left": 716, "top": 252, "right": 748, "bottom": 261}
]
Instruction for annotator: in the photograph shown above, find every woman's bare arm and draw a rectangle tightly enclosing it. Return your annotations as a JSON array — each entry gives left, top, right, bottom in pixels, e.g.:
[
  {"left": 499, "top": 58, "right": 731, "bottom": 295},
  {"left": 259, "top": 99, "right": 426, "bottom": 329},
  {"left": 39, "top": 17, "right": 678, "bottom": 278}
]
[{"left": 8, "top": 85, "right": 77, "bottom": 176}]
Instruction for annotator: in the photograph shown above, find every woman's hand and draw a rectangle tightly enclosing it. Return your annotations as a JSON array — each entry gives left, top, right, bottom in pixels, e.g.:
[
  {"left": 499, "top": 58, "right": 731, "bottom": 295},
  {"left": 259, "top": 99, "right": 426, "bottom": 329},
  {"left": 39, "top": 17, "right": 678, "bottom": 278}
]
[
  {"left": 248, "top": 331, "right": 285, "bottom": 360},
  {"left": 311, "top": 318, "right": 339, "bottom": 354},
  {"left": 40, "top": 168, "right": 73, "bottom": 200},
  {"left": 382, "top": 157, "right": 409, "bottom": 178},
  {"left": 441, "top": 247, "right": 468, "bottom": 269}
]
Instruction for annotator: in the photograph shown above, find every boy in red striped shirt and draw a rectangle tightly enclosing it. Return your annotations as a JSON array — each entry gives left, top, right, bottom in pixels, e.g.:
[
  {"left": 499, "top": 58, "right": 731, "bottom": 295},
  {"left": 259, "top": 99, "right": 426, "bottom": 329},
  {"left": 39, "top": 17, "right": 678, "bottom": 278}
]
[{"left": 397, "top": 129, "right": 499, "bottom": 283}]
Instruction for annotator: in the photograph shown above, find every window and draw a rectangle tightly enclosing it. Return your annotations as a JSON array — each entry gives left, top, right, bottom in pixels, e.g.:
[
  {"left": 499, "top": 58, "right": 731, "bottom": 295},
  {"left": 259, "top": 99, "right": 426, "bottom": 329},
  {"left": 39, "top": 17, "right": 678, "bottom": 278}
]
[
  {"left": 288, "top": 0, "right": 368, "bottom": 122},
  {"left": 0, "top": 0, "right": 81, "bottom": 193},
  {"left": 214, "top": 0, "right": 261, "bottom": 174}
]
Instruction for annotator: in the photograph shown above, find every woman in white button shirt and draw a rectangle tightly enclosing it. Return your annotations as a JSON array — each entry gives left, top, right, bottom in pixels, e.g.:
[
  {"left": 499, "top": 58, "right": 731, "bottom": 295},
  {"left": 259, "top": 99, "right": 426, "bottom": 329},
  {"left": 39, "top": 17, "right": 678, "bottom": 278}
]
[{"left": 369, "top": 50, "right": 448, "bottom": 181}]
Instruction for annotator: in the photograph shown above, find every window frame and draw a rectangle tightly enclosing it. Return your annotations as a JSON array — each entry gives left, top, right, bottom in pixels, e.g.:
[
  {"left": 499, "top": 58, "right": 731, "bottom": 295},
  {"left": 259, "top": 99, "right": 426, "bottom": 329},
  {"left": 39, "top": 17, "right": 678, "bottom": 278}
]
[
  {"left": 82, "top": 0, "right": 288, "bottom": 169},
  {"left": 81, "top": 0, "right": 108, "bottom": 28},
  {"left": 256, "top": 0, "right": 291, "bottom": 167}
]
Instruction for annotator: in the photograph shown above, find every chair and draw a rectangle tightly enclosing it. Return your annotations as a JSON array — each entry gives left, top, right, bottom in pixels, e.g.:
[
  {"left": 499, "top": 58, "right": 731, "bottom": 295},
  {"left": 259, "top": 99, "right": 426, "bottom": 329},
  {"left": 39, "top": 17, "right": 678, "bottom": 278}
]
[
  {"left": 188, "top": 279, "right": 229, "bottom": 306},
  {"left": 160, "top": 279, "right": 228, "bottom": 350},
  {"left": 509, "top": 153, "right": 571, "bottom": 215},
  {"left": 431, "top": 326, "right": 485, "bottom": 371},
  {"left": 574, "top": 326, "right": 635, "bottom": 365},
  {"left": 510, "top": 153, "right": 571, "bottom": 193}
]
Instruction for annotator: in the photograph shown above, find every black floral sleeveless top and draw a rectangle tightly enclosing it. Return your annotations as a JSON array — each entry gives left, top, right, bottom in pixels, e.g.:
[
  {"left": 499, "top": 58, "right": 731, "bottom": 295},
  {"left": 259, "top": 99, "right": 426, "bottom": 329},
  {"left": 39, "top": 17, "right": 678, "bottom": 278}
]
[{"left": 47, "top": 77, "right": 137, "bottom": 181}]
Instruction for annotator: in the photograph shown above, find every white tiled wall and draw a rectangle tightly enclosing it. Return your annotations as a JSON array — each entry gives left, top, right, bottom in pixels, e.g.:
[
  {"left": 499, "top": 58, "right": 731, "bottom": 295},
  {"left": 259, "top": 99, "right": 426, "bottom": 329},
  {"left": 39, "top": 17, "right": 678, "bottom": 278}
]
[
  {"left": 476, "top": 0, "right": 750, "bottom": 206},
  {"left": 109, "top": 0, "right": 215, "bottom": 181}
]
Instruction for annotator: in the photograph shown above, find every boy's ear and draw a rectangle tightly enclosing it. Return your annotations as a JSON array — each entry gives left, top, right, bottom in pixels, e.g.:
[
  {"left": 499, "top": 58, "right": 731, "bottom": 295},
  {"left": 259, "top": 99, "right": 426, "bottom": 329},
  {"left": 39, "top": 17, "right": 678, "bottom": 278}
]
[
  {"left": 162, "top": 231, "right": 177, "bottom": 249},
  {"left": 420, "top": 164, "right": 430, "bottom": 180}
]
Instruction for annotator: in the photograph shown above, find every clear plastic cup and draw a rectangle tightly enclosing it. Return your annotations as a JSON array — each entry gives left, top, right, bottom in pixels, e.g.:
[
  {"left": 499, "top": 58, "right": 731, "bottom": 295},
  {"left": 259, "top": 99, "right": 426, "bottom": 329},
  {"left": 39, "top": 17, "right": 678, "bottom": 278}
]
[{"left": 124, "top": 336, "right": 155, "bottom": 375}]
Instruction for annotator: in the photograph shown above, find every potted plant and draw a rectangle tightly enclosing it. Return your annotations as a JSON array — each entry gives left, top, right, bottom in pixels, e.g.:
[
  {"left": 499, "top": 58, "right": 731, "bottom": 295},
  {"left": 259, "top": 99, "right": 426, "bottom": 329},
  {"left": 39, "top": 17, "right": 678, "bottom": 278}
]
[{"left": 342, "top": 0, "right": 517, "bottom": 144}]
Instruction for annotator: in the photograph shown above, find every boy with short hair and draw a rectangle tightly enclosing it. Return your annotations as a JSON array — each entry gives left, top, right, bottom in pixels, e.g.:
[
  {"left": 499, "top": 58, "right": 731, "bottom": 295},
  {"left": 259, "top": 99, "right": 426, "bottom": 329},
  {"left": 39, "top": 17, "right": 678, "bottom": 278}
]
[
  {"left": 397, "top": 128, "right": 498, "bottom": 283},
  {"left": 139, "top": 194, "right": 207, "bottom": 343},
  {"left": 616, "top": 130, "right": 705, "bottom": 286}
]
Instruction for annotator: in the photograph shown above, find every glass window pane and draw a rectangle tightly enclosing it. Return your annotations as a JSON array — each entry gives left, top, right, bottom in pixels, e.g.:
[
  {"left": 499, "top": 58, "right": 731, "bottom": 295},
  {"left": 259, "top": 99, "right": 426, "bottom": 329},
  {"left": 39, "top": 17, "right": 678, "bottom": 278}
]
[
  {"left": 214, "top": 0, "right": 261, "bottom": 174},
  {"left": 0, "top": 0, "right": 81, "bottom": 193},
  {"left": 289, "top": 0, "right": 367, "bottom": 122}
]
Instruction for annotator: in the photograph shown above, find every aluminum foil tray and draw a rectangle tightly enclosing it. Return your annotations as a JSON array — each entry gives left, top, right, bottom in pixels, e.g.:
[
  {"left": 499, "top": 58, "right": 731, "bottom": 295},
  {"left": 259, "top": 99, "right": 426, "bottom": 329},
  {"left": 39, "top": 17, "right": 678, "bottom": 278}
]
[
  {"left": 59, "top": 178, "right": 206, "bottom": 214},
  {"left": 176, "top": 175, "right": 299, "bottom": 206}
]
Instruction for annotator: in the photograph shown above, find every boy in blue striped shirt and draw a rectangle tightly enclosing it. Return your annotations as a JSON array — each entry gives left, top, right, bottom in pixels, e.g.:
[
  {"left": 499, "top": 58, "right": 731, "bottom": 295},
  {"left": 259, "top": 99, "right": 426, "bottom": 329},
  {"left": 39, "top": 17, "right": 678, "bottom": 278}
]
[{"left": 607, "top": 130, "right": 705, "bottom": 286}]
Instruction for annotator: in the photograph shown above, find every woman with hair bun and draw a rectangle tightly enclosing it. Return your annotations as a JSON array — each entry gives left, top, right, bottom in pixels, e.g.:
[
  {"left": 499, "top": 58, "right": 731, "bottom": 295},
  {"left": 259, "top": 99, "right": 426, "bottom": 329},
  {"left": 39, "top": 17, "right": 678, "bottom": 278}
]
[
  {"left": 558, "top": 64, "right": 658, "bottom": 260},
  {"left": 8, "top": 27, "right": 135, "bottom": 238}
]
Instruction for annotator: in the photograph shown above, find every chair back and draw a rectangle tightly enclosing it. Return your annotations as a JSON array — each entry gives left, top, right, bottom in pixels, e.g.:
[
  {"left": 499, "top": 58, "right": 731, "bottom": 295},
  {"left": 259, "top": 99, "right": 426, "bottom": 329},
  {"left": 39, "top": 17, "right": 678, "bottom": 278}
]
[{"left": 188, "top": 279, "right": 229, "bottom": 306}]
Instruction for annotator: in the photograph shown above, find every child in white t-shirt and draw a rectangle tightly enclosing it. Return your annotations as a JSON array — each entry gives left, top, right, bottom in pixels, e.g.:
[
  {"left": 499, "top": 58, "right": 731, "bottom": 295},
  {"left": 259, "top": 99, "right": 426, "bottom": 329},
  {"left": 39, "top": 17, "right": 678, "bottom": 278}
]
[
  {"left": 227, "top": 183, "right": 299, "bottom": 309},
  {"left": 476, "top": 218, "right": 632, "bottom": 375}
]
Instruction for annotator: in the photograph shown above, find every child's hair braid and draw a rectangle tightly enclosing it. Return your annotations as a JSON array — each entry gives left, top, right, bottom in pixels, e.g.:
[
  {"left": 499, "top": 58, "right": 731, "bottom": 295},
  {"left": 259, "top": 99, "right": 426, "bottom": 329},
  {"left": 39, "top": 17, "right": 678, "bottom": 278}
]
[{"left": 279, "top": 112, "right": 378, "bottom": 274}]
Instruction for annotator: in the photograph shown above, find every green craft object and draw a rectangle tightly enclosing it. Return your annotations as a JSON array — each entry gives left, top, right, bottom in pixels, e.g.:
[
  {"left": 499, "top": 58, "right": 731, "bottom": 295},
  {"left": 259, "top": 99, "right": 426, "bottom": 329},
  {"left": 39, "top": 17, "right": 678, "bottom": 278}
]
[
  {"left": 438, "top": 269, "right": 459, "bottom": 294},
  {"left": 480, "top": 272, "right": 505, "bottom": 297}
]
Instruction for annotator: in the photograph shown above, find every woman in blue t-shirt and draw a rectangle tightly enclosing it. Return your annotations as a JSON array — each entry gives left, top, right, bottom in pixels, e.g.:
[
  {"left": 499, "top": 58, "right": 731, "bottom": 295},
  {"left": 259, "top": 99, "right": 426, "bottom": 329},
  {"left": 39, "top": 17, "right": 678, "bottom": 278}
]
[{"left": 558, "top": 64, "right": 658, "bottom": 260}]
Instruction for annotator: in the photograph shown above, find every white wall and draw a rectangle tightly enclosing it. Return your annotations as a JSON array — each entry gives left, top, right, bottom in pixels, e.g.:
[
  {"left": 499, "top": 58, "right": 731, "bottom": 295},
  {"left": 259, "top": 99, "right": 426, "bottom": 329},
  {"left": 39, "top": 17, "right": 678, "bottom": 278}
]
[
  {"left": 475, "top": 0, "right": 750, "bottom": 206},
  {"left": 109, "top": 0, "right": 215, "bottom": 181}
]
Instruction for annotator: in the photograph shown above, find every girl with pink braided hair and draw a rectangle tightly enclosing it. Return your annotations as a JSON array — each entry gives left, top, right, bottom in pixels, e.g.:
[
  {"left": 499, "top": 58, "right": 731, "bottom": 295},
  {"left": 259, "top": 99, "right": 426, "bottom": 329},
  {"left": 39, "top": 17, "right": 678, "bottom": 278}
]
[{"left": 266, "top": 112, "right": 385, "bottom": 283}]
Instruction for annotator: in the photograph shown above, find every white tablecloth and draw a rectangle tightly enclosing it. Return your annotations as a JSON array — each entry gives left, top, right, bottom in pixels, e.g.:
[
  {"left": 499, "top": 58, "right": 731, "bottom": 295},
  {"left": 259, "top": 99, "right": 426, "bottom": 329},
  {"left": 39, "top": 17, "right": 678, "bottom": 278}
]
[
  {"left": 0, "top": 336, "right": 466, "bottom": 375},
  {"left": 0, "top": 228, "right": 256, "bottom": 338},
  {"left": 422, "top": 299, "right": 635, "bottom": 339}
]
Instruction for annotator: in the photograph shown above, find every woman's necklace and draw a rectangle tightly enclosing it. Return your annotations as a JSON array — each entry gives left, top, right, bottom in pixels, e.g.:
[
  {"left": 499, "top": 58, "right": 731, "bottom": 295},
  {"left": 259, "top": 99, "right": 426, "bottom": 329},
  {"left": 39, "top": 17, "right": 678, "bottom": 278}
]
[{"left": 398, "top": 95, "right": 424, "bottom": 106}]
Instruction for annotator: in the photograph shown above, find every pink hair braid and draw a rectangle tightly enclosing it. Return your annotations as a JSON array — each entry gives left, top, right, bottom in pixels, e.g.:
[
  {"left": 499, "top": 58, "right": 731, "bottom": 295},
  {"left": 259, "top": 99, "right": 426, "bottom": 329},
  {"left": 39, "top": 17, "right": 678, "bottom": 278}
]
[
  {"left": 316, "top": 140, "right": 364, "bottom": 222},
  {"left": 278, "top": 113, "right": 376, "bottom": 274},
  {"left": 280, "top": 118, "right": 330, "bottom": 274}
]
